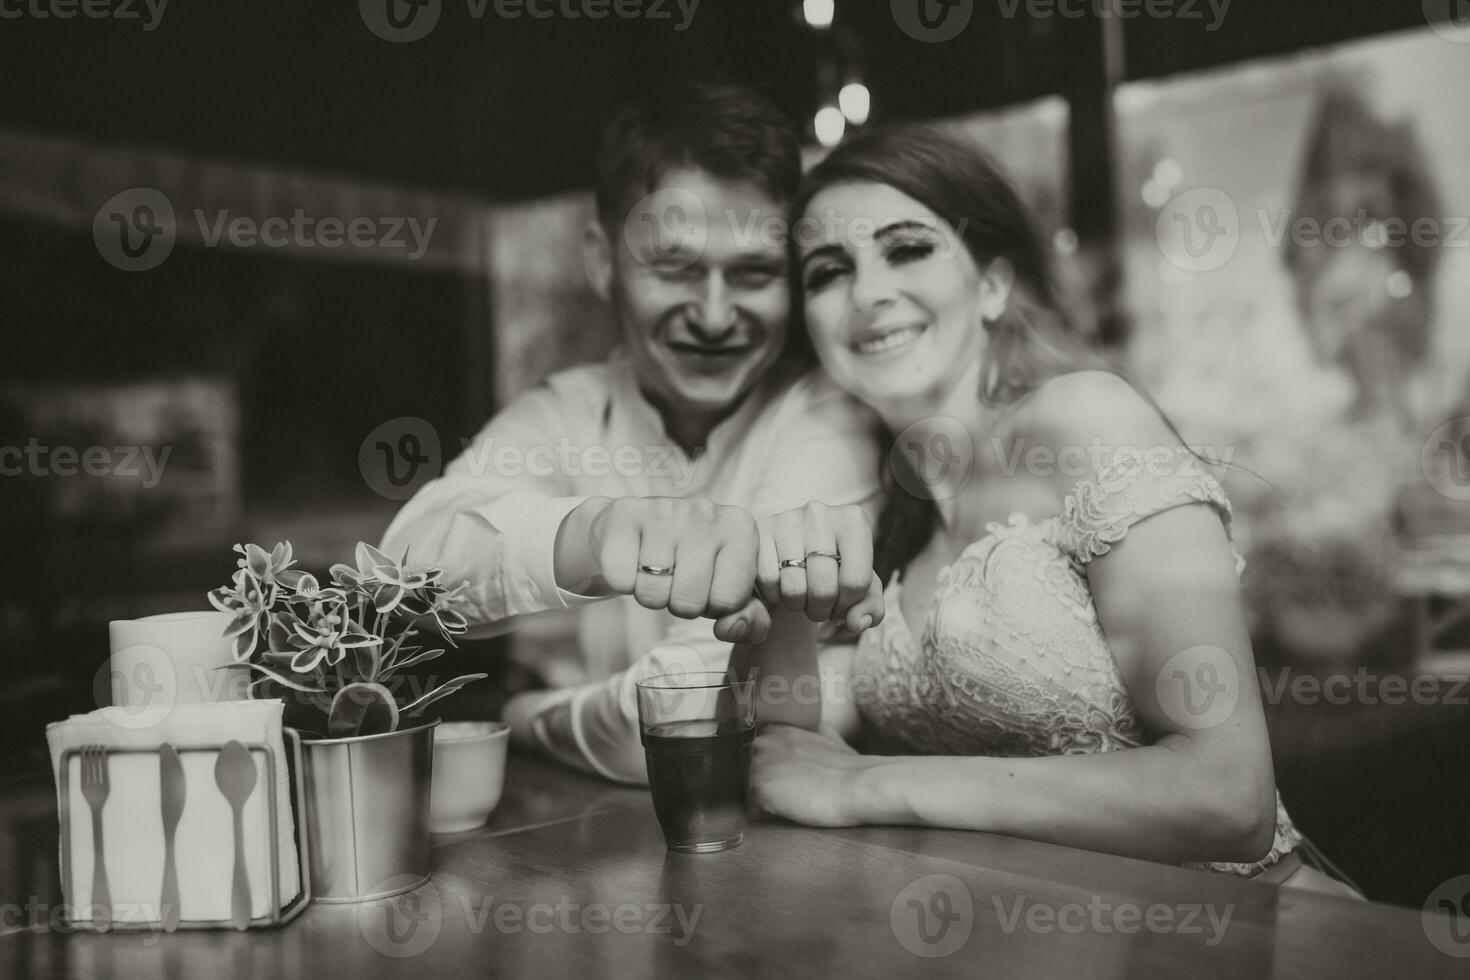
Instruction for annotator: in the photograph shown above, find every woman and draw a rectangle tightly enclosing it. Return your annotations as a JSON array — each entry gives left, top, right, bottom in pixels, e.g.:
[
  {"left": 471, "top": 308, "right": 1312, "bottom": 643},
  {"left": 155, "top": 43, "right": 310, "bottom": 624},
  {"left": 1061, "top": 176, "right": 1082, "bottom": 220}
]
[{"left": 734, "top": 125, "right": 1361, "bottom": 896}]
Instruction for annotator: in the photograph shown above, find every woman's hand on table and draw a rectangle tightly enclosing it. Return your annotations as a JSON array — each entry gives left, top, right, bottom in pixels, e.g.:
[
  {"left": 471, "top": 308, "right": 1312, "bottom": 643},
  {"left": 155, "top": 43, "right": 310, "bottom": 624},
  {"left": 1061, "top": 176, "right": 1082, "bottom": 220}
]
[{"left": 751, "top": 723, "right": 879, "bottom": 827}]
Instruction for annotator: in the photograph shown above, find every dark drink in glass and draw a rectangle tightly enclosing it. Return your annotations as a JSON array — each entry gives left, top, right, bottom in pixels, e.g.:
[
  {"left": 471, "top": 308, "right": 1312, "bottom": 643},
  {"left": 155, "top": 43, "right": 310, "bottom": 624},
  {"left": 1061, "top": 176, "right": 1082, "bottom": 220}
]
[{"left": 636, "top": 672, "right": 755, "bottom": 853}]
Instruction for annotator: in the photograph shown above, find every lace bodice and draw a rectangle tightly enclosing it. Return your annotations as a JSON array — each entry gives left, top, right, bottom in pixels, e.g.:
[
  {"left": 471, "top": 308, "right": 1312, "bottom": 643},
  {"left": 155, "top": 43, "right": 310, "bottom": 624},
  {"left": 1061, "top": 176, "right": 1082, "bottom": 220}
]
[{"left": 852, "top": 446, "right": 1302, "bottom": 875}]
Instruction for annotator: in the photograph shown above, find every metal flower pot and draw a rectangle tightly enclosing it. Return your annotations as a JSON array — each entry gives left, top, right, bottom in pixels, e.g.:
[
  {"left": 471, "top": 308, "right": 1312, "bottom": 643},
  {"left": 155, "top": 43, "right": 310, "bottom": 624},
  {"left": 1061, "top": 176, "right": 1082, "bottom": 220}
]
[{"left": 295, "top": 718, "right": 438, "bottom": 903}]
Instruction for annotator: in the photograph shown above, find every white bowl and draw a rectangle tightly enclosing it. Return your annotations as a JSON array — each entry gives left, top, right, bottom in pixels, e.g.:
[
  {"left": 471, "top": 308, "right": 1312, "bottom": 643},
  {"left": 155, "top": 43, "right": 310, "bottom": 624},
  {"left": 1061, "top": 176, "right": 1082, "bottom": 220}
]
[{"left": 430, "top": 721, "right": 510, "bottom": 834}]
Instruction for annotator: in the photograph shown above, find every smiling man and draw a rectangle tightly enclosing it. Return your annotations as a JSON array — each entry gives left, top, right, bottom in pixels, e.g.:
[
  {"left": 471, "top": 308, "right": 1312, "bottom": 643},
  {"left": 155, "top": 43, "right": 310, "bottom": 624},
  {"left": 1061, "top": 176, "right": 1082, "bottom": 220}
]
[{"left": 381, "top": 85, "right": 880, "bottom": 783}]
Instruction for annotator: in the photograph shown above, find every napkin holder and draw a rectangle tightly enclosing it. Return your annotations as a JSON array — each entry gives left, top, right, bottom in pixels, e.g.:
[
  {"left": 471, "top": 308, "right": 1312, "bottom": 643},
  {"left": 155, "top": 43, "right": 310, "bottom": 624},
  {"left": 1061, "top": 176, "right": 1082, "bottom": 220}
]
[{"left": 55, "top": 730, "right": 312, "bottom": 931}]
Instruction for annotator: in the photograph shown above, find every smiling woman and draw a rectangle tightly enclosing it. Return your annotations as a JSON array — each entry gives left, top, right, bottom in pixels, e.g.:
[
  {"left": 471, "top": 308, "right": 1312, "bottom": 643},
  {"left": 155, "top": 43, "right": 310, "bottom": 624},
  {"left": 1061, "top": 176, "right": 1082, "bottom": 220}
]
[{"left": 734, "top": 124, "right": 1364, "bottom": 897}]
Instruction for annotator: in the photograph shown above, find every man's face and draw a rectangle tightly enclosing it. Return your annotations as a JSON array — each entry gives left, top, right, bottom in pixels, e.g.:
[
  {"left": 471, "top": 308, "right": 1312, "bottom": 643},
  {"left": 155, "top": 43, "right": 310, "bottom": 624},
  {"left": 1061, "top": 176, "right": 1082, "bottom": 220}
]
[{"left": 606, "top": 168, "right": 791, "bottom": 422}]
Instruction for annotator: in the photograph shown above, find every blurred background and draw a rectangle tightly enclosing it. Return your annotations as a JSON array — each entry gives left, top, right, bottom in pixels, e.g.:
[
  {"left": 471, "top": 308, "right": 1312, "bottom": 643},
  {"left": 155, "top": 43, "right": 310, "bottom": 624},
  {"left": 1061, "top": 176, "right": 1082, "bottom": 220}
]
[{"left": 1, "top": 0, "right": 1467, "bottom": 906}]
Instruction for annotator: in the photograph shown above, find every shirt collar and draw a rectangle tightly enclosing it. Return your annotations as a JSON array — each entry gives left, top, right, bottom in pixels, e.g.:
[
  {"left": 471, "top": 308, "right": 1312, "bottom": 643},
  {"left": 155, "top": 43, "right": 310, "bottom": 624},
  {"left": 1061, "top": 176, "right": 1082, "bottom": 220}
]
[{"left": 602, "top": 346, "right": 793, "bottom": 463}]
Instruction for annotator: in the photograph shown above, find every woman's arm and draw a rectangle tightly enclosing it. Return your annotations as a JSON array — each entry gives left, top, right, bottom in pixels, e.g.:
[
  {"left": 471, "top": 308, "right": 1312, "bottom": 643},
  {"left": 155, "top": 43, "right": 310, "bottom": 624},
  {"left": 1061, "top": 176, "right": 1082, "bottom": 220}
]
[
  {"left": 761, "top": 501, "right": 1276, "bottom": 863},
  {"left": 731, "top": 613, "right": 866, "bottom": 739},
  {"left": 727, "top": 500, "right": 886, "bottom": 730},
  {"left": 730, "top": 611, "right": 824, "bottom": 731},
  {"left": 756, "top": 374, "right": 1280, "bottom": 865}
]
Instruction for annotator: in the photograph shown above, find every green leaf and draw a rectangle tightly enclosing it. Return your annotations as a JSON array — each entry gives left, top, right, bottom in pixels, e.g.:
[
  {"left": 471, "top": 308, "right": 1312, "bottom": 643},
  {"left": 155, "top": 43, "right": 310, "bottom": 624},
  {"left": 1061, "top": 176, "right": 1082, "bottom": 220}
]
[
  {"left": 399, "top": 673, "right": 488, "bottom": 717},
  {"left": 248, "top": 662, "right": 329, "bottom": 694},
  {"left": 328, "top": 681, "right": 400, "bottom": 737},
  {"left": 389, "top": 647, "right": 446, "bottom": 671}
]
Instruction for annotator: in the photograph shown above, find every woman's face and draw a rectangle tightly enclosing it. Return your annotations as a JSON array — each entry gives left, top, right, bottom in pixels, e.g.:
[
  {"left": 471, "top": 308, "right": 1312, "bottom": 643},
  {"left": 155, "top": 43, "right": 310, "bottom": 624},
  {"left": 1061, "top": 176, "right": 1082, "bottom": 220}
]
[{"left": 798, "top": 182, "right": 992, "bottom": 417}]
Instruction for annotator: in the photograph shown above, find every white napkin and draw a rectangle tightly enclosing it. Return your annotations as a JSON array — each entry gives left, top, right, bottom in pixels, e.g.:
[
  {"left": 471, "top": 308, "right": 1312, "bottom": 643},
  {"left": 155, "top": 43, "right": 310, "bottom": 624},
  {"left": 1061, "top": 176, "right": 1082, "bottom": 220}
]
[{"left": 46, "top": 700, "right": 301, "bottom": 926}]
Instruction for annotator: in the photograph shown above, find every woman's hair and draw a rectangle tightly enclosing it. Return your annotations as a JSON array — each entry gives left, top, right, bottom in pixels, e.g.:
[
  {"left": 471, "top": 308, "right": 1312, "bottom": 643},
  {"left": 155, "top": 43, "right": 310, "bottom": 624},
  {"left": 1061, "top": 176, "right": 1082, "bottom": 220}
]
[{"left": 792, "top": 124, "right": 1195, "bottom": 582}]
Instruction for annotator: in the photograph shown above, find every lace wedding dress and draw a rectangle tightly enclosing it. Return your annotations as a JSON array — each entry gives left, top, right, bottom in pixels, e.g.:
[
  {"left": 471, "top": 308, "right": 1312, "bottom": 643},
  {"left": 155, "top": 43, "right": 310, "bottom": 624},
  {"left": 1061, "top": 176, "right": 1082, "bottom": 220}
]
[{"left": 851, "top": 446, "right": 1302, "bottom": 875}]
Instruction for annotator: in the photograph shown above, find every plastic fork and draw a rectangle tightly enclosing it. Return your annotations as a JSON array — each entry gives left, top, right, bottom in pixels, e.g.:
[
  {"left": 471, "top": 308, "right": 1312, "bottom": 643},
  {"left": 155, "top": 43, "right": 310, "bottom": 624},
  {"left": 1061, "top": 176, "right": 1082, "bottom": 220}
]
[{"left": 79, "top": 745, "right": 112, "bottom": 931}]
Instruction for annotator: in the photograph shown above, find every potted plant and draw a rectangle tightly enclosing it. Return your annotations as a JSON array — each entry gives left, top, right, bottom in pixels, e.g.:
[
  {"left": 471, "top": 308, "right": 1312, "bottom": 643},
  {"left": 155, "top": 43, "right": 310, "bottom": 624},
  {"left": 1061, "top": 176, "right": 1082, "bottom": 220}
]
[{"left": 209, "top": 541, "right": 484, "bottom": 902}]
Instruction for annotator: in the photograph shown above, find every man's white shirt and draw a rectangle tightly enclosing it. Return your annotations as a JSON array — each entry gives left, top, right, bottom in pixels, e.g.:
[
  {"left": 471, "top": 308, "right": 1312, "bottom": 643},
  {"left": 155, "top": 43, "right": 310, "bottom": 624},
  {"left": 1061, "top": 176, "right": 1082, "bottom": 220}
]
[{"left": 380, "top": 352, "right": 881, "bottom": 782}]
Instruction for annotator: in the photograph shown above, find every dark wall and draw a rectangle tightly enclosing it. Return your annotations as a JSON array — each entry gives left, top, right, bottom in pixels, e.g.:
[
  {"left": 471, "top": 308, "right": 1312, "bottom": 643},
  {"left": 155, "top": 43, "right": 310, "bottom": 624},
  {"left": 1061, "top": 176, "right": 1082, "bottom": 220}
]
[{"left": 0, "top": 1, "right": 1436, "bottom": 204}]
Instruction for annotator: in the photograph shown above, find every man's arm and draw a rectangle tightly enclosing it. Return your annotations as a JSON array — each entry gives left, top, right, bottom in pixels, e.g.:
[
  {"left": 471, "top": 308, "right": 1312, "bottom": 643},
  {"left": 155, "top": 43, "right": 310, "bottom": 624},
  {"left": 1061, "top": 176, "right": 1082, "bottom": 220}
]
[
  {"left": 503, "top": 371, "right": 886, "bottom": 780},
  {"left": 379, "top": 382, "right": 597, "bottom": 632},
  {"left": 502, "top": 615, "right": 730, "bottom": 784}
]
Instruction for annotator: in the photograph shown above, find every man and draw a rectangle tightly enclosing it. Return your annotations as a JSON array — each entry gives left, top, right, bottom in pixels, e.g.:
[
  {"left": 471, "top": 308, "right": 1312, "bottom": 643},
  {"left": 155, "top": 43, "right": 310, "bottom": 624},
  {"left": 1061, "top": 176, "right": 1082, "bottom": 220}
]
[{"left": 381, "top": 84, "right": 879, "bottom": 783}]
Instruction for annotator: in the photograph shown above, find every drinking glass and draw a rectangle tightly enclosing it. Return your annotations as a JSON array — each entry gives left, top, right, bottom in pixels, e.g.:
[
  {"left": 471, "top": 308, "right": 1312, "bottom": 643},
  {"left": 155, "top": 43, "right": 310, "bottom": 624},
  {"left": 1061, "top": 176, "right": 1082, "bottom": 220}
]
[{"left": 635, "top": 671, "right": 755, "bottom": 853}]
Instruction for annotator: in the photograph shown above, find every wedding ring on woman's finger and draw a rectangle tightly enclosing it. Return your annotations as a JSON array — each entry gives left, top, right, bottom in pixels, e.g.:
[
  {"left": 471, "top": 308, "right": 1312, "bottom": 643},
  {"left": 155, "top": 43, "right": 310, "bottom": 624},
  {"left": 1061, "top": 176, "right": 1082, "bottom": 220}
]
[
  {"left": 638, "top": 563, "right": 675, "bottom": 577},
  {"left": 804, "top": 550, "right": 842, "bottom": 565},
  {"left": 779, "top": 558, "right": 807, "bottom": 570}
]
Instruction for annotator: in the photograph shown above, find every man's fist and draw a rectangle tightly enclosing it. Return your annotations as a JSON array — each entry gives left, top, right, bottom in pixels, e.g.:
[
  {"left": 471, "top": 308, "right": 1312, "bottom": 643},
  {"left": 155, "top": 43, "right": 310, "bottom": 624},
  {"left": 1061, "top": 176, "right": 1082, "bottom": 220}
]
[{"left": 556, "top": 496, "right": 765, "bottom": 631}]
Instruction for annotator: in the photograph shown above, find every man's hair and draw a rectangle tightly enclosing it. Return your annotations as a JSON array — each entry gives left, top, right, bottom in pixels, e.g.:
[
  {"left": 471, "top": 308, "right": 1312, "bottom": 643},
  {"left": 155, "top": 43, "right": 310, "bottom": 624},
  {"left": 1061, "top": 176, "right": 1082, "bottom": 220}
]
[{"left": 594, "top": 84, "right": 802, "bottom": 233}]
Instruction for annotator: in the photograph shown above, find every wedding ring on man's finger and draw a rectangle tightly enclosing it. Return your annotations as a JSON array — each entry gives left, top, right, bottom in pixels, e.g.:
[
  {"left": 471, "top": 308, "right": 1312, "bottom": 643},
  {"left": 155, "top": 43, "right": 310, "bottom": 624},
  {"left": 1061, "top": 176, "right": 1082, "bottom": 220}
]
[
  {"left": 804, "top": 550, "right": 842, "bottom": 565},
  {"left": 779, "top": 558, "right": 807, "bottom": 570},
  {"left": 638, "top": 563, "right": 675, "bottom": 577}
]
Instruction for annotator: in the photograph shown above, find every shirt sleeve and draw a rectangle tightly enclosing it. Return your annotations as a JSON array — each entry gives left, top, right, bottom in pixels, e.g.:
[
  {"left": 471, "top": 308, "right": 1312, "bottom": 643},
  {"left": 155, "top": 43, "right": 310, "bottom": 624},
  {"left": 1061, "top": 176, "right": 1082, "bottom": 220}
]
[
  {"left": 379, "top": 379, "right": 602, "bottom": 629},
  {"left": 504, "top": 616, "right": 730, "bottom": 785},
  {"left": 748, "top": 370, "right": 884, "bottom": 520}
]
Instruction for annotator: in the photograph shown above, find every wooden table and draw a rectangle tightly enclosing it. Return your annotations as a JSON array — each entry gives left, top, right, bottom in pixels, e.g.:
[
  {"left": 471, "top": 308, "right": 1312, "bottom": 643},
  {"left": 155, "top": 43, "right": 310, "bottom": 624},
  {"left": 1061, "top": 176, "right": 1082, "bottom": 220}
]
[{"left": 2, "top": 752, "right": 1462, "bottom": 978}]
